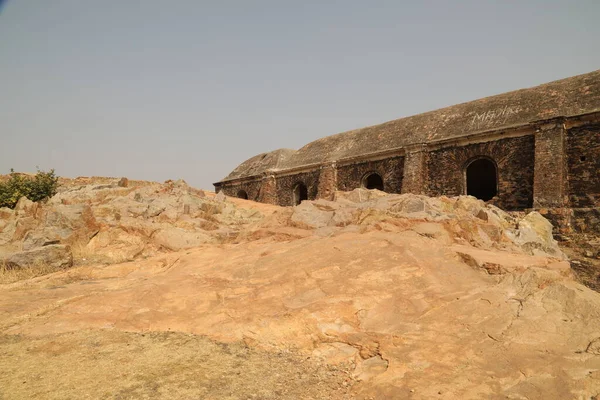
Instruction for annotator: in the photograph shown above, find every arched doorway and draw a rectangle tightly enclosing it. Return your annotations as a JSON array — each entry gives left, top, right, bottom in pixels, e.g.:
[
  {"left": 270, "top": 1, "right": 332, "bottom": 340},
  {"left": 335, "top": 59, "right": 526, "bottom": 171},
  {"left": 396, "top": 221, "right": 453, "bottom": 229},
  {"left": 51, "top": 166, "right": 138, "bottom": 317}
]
[
  {"left": 293, "top": 183, "right": 308, "bottom": 205},
  {"left": 237, "top": 190, "right": 248, "bottom": 200},
  {"left": 362, "top": 172, "right": 384, "bottom": 191},
  {"left": 466, "top": 158, "right": 497, "bottom": 201}
]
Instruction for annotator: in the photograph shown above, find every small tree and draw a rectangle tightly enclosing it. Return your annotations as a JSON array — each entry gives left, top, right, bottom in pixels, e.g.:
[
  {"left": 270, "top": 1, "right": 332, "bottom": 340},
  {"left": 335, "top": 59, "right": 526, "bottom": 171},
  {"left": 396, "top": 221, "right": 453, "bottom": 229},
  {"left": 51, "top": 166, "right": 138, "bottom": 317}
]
[{"left": 0, "top": 168, "right": 59, "bottom": 209}]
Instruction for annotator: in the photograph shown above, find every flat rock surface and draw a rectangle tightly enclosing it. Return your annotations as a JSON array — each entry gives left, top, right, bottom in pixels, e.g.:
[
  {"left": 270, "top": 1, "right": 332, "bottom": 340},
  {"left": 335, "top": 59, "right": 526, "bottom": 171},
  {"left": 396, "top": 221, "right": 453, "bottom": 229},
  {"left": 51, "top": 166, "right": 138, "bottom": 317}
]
[{"left": 1, "top": 184, "right": 599, "bottom": 399}]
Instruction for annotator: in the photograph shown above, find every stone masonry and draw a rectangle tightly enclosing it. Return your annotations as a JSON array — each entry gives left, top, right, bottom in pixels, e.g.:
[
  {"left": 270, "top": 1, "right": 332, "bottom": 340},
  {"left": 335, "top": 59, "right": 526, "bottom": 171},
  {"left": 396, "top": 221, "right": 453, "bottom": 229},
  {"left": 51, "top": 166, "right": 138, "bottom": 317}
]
[{"left": 215, "top": 70, "right": 600, "bottom": 234}]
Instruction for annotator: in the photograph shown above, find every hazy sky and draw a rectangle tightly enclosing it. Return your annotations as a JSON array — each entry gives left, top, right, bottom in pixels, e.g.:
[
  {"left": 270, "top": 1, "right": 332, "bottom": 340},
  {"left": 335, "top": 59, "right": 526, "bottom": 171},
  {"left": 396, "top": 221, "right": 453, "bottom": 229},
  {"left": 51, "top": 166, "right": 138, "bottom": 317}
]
[{"left": 1, "top": 1, "right": 599, "bottom": 190}]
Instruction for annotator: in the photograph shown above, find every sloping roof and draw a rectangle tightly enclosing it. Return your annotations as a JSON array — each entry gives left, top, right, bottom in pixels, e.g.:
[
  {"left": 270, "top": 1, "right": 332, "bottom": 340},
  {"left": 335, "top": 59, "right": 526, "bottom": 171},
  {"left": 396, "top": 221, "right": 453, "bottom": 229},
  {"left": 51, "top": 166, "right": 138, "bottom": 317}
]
[
  {"left": 218, "top": 69, "right": 600, "bottom": 182},
  {"left": 223, "top": 148, "right": 296, "bottom": 181}
]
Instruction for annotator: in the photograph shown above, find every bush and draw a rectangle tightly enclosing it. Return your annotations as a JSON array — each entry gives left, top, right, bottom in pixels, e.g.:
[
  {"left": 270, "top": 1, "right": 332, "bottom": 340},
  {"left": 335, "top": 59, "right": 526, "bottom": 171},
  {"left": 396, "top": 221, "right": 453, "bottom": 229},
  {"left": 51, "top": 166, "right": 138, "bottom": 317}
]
[{"left": 0, "top": 168, "right": 59, "bottom": 209}]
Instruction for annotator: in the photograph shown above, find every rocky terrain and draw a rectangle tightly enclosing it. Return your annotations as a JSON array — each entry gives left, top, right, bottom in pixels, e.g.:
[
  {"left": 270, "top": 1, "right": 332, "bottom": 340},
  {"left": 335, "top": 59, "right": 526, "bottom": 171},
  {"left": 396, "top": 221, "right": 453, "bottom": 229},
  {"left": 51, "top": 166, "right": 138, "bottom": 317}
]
[{"left": 1, "top": 178, "right": 600, "bottom": 399}]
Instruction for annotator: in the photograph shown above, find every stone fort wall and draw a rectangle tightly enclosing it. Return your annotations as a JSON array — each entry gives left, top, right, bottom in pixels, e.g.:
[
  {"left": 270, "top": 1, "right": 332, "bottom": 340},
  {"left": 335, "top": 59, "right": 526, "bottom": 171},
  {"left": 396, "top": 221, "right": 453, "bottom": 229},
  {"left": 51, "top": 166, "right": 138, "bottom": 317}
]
[
  {"left": 567, "top": 123, "right": 600, "bottom": 208},
  {"left": 217, "top": 113, "right": 600, "bottom": 234},
  {"left": 426, "top": 135, "right": 535, "bottom": 211},
  {"left": 337, "top": 156, "right": 405, "bottom": 196},
  {"left": 215, "top": 71, "right": 600, "bottom": 234}
]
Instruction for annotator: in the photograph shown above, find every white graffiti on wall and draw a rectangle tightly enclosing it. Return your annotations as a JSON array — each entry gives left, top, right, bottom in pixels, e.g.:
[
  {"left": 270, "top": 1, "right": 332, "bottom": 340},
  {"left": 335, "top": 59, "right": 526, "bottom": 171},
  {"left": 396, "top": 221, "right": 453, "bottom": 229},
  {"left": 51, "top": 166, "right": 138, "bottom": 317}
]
[{"left": 467, "top": 105, "right": 523, "bottom": 130}]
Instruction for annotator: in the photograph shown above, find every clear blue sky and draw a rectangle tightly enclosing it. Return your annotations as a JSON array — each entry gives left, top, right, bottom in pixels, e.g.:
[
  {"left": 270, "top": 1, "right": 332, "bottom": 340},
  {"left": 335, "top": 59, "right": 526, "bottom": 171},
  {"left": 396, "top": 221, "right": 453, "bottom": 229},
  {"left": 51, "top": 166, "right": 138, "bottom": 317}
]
[{"left": 1, "top": 1, "right": 599, "bottom": 190}]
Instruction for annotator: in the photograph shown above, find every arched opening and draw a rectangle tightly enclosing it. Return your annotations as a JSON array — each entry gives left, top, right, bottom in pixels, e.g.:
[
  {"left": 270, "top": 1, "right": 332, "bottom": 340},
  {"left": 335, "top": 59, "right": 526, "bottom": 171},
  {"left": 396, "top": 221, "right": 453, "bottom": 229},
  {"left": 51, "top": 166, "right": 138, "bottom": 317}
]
[
  {"left": 237, "top": 190, "right": 248, "bottom": 200},
  {"left": 466, "top": 158, "right": 498, "bottom": 201},
  {"left": 293, "top": 183, "right": 308, "bottom": 206},
  {"left": 362, "top": 172, "right": 384, "bottom": 191}
]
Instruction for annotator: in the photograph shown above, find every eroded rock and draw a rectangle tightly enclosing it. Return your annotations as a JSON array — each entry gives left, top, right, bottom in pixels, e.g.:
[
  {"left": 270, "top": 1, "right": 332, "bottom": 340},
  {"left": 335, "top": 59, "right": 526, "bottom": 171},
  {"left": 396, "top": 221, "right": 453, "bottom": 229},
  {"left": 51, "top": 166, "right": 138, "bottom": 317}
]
[{"left": 4, "top": 244, "right": 73, "bottom": 269}]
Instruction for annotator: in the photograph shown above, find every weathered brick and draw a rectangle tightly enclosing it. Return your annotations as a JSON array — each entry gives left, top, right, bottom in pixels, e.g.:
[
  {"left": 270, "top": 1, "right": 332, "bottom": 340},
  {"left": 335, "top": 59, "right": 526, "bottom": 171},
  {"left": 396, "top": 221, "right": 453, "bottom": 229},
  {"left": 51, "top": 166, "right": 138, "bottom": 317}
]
[
  {"left": 337, "top": 156, "right": 404, "bottom": 194},
  {"left": 567, "top": 123, "right": 600, "bottom": 208},
  {"left": 533, "top": 122, "right": 567, "bottom": 208},
  {"left": 426, "top": 136, "right": 535, "bottom": 211},
  {"left": 215, "top": 71, "right": 600, "bottom": 233}
]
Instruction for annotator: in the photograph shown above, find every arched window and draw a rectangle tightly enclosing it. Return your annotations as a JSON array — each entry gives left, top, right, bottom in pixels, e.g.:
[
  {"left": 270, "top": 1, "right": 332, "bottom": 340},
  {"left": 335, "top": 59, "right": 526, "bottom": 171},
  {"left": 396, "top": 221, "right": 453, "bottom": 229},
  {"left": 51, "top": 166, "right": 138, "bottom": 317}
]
[
  {"left": 466, "top": 158, "right": 497, "bottom": 201},
  {"left": 237, "top": 190, "right": 248, "bottom": 200},
  {"left": 293, "top": 183, "right": 308, "bottom": 205},
  {"left": 362, "top": 172, "right": 384, "bottom": 191}
]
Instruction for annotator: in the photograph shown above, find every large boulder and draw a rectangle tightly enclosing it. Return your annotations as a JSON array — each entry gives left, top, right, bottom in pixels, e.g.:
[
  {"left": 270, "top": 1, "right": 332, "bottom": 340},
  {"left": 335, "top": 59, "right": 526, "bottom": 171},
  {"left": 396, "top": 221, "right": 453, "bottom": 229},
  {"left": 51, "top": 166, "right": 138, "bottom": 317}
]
[
  {"left": 86, "top": 228, "right": 146, "bottom": 262},
  {"left": 14, "top": 197, "right": 39, "bottom": 218},
  {"left": 0, "top": 207, "right": 14, "bottom": 220},
  {"left": 507, "top": 212, "right": 565, "bottom": 259},
  {"left": 333, "top": 188, "right": 387, "bottom": 203},
  {"left": 0, "top": 220, "right": 17, "bottom": 246},
  {"left": 282, "top": 189, "right": 565, "bottom": 259},
  {"left": 0, "top": 208, "right": 18, "bottom": 246},
  {"left": 13, "top": 217, "right": 41, "bottom": 242},
  {"left": 3, "top": 244, "right": 73, "bottom": 269},
  {"left": 152, "top": 227, "right": 212, "bottom": 251},
  {"left": 21, "top": 204, "right": 101, "bottom": 250},
  {"left": 290, "top": 201, "right": 335, "bottom": 229}
]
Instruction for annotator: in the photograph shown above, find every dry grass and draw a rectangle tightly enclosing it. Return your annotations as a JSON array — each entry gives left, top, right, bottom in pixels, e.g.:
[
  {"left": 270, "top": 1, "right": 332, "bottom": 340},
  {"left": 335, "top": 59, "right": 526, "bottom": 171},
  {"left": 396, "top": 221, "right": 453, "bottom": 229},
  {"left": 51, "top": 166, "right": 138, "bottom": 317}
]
[
  {"left": 0, "top": 330, "right": 356, "bottom": 400},
  {"left": 2, "top": 239, "right": 139, "bottom": 287},
  {"left": 200, "top": 201, "right": 224, "bottom": 220},
  {"left": 0, "top": 260, "right": 70, "bottom": 285},
  {"left": 0, "top": 252, "right": 98, "bottom": 288},
  {"left": 0, "top": 242, "right": 102, "bottom": 286}
]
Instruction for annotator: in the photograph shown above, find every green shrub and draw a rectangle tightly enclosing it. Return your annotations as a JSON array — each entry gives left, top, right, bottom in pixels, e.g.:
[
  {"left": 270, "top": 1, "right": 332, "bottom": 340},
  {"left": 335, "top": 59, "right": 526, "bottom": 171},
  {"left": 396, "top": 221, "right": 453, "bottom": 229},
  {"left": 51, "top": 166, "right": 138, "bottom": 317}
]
[{"left": 0, "top": 168, "right": 59, "bottom": 209}]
